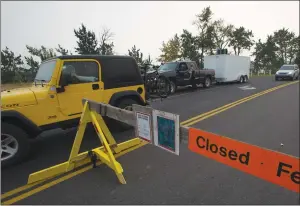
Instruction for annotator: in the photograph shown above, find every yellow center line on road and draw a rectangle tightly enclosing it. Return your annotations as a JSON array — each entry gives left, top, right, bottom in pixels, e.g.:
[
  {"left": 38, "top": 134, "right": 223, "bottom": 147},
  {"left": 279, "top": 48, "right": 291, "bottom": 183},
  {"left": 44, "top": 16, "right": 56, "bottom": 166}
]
[
  {"left": 181, "top": 81, "right": 299, "bottom": 127},
  {"left": 1, "top": 80, "right": 299, "bottom": 205},
  {"left": 1, "top": 141, "right": 148, "bottom": 205},
  {"left": 1, "top": 180, "right": 43, "bottom": 200}
]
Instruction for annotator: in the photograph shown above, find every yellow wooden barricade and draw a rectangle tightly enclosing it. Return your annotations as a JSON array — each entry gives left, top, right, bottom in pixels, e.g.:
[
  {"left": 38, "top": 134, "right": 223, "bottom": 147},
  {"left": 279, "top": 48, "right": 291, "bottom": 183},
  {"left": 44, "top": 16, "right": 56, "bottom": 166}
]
[{"left": 28, "top": 100, "right": 146, "bottom": 185}]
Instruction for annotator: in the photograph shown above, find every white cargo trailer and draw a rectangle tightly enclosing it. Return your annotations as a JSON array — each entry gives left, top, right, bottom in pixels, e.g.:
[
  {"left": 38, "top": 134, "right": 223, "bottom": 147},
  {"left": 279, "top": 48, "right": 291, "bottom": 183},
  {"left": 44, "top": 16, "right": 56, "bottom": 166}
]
[{"left": 204, "top": 54, "right": 250, "bottom": 83}]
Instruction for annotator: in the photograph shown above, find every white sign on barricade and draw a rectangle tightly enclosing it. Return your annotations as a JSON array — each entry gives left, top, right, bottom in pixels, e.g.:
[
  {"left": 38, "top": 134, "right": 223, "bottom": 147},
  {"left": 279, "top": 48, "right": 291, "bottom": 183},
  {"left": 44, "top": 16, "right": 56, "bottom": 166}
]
[
  {"left": 133, "top": 104, "right": 180, "bottom": 155},
  {"left": 135, "top": 112, "right": 152, "bottom": 143},
  {"left": 133, "top": 105, "right": 154, "bottom": 144}
]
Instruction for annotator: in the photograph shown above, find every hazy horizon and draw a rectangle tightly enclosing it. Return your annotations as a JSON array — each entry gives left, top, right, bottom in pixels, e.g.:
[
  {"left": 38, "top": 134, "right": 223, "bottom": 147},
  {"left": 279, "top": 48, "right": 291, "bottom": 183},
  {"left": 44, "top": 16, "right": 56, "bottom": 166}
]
[{"left": 1, "top": 1, "right": 299, "bottom": 64}]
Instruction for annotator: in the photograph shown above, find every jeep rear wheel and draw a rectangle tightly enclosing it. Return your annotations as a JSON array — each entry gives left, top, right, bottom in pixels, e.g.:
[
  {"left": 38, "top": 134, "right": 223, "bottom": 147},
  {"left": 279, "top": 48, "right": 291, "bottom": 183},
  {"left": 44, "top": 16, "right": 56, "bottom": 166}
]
[
  {"left": 115, "top": 98, "right": 141, "bottom": 131},
  {"left": 118, "top": 98, "right": 137, "bottom": 111},
  {"left": 1, "top": 123, "right": 31, "bottom": 168}
]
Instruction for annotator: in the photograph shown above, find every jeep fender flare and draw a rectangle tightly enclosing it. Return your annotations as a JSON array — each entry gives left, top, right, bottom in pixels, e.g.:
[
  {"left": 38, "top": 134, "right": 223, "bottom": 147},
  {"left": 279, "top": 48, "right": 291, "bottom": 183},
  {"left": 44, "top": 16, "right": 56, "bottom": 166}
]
[
  {"left": 1, "top": 110, "right": 42, "bottom": 137},
  {"left": 109, "top": 91, "right": 146, "bottom": 107}
]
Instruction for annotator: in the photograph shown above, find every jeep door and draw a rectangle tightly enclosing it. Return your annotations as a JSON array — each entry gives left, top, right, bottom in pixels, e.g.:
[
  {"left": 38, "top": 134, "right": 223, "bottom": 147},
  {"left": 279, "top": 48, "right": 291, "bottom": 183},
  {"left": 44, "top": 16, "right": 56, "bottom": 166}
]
[{"left": 56, "top": 59, "right": 104, "bottom": 117}]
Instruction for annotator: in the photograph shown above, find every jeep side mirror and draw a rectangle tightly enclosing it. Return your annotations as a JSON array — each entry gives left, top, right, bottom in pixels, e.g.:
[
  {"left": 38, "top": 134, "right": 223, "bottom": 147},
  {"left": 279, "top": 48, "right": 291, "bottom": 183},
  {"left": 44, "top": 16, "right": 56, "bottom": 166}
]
[{"left": 57, "top": 72, "right": 71, "bottom": 93}]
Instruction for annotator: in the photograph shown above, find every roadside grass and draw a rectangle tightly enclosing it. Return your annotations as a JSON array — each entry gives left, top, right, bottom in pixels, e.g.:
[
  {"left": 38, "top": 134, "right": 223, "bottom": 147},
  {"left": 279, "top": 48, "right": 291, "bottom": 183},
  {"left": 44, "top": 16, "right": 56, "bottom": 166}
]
[
  {"left": 250, "top": 74, "right": 274, "bottom": 77},
  {"left": 1, "top": 83, "right": 33, "bottom": 91}
]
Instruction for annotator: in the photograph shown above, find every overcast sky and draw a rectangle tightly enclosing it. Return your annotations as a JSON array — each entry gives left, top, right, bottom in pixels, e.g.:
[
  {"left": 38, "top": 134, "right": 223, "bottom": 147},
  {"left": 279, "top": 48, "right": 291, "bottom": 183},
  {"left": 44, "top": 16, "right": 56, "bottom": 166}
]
[{"left": 1, "top": 1, "right": 299, "bottom": 63}]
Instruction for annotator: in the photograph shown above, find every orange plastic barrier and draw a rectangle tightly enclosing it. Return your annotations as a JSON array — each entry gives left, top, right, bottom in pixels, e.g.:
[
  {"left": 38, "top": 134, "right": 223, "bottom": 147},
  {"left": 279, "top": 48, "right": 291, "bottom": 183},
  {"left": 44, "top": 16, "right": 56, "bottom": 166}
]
[{"left": 188, "top": 128, "right": 300, "bottom": 193}]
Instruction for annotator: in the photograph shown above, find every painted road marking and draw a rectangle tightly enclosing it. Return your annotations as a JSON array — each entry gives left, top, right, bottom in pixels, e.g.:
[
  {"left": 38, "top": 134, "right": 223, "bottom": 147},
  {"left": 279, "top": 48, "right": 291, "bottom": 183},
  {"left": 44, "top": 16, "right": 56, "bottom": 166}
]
[
  {"left": 1, "top": 80, "right": 299, "bottom": 204},
  {"left": 1, "top": 141, "right": 147, "bottom": 205},
  {"left": 239, "top": 85, "right": 256, "bottom": 90},
  {"left": 181, "top": 81, "right": 299, "bottom": 127}
]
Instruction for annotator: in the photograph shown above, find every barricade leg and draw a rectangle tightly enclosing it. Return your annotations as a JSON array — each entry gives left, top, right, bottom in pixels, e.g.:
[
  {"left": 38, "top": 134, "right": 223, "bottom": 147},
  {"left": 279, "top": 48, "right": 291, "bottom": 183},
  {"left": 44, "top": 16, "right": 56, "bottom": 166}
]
[
  {"left": 67, "top": 102, "right": 91, "bottom": 171},
  {"left": 90, "top": 111, "right": 126, "bottom": 184},
  {"left": 93, "top": 112, "right": 121, "bottom": 154}
]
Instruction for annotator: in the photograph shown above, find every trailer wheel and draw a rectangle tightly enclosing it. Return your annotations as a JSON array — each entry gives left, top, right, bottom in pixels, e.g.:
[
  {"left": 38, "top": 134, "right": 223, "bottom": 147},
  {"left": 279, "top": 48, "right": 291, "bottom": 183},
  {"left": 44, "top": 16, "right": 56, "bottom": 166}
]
[
  {"left": 244, "top": 75, "right": 248, "bottom": 83},
  {"left": 239, "top": 76, "right": 244, "bottom": 83}
]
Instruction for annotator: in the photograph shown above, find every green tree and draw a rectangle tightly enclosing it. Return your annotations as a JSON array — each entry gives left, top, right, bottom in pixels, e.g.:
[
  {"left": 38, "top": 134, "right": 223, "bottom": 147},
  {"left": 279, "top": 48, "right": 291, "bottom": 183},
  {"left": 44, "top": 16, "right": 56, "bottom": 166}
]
[
  {"left": 229, "top": 26, "right": 254, "bottom": 55},
  {"left": 273, "top": 28, "right": 295, "bottom": 64},
  {"left": 98, "top": 27, "right": 115, "bottom": 55},
  {"left": 24, "top": 45, "right": 56, "bottom": 80},
  {"left": 158, "top": 34, "right": 181, "bottom": 62},
  {"left": 144, "top": 54, "right": 153, "bottom": 65},
  {"left": 1, "top": 47, "right": 25, "bottom": 83},
  {"left": 211, "top": 19, "right": 234, "bottom": 51},
  {"left": 56, "top": 44, "right": 70, "bottom": 55},
  {"left": 24, "top": 56, "right": 39, "bottom": 78},
  {"left": 193, "top": 6, "right": 214, "bottom": 68},
  {"left": 74, "top": 23, "right": 99, "bottom": 54},
  {"left": 287, "top": 35, "right": 300, "bottom": 64},
  {"left": 180, "top": 29, "right": 200, "bottom": 65},
  {"left": 128, "top": 45, "right": 144, "bottom": 64},
  {"left": 252, "top": 36, "right": 279, "bottom": 74},
  {"left": 26, "top": 45, "right": 56, "bottom": 61},
  {"left": 293, "top": 36, "right": 300, "bottom": 67}
]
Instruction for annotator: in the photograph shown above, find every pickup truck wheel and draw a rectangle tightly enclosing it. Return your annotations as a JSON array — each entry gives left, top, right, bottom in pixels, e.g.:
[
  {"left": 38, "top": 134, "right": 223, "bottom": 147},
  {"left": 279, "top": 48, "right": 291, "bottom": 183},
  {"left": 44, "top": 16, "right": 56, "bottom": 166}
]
[
  {"left": 203, "top": 77, "right": 211, "bottom": 88},
  {"left": 1, "top": 123, "right": 31, "bottom": 168},
  {"left": 170, "top": 81, "right": 177, "bottom": 94}
]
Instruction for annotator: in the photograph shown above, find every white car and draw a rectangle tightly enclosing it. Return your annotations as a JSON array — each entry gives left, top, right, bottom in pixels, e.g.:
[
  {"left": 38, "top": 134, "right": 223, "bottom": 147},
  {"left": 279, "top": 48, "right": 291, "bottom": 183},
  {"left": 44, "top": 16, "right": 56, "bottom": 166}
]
[{"left": 275, "top": 64, "right": 299, "bottom": 81}]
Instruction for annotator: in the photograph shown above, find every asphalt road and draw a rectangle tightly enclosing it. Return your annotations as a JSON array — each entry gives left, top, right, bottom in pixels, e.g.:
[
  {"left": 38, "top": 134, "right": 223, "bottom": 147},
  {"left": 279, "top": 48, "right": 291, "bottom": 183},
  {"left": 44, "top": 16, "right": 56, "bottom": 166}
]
[{"left": 1, "top": 76, "right": 299, "bottom": 204}]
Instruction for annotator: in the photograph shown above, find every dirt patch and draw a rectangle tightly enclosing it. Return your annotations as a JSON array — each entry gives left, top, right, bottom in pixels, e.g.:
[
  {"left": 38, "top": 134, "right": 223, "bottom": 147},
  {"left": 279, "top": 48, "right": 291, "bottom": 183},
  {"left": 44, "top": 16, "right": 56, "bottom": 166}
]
[{"left": 1, "top": 83, "right": 33, "bottom": 91}]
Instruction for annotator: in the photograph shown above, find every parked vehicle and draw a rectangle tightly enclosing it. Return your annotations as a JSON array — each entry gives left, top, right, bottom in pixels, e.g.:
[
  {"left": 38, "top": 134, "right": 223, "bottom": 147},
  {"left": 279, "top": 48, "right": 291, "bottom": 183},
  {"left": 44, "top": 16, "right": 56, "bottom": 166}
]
[
  {"left": 204, "top": 54, "right": 250, "bottom": 83},
  {"left": 157, "top": 60, "right": 215, "bottom": 94},
  {"left": 275, "top": 64, "right": 299, "bottom": 81},
  {"left": 1, "top": 55, "right": 148, "bottom": 167}
]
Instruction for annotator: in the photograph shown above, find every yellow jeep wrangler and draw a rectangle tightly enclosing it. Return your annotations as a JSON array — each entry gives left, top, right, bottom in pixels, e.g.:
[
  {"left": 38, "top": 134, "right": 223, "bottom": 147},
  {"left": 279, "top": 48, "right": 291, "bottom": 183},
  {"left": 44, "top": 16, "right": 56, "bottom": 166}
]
[{"left": 1, "top": 55, "right": 147, "bottom": 167}]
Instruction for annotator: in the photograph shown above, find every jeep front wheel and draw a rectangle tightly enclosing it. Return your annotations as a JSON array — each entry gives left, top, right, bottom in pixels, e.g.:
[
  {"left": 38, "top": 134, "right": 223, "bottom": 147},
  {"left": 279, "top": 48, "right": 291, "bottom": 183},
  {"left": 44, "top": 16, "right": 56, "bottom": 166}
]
[{"left": 1, "top": 123, "right": 31, "bottom": 167}]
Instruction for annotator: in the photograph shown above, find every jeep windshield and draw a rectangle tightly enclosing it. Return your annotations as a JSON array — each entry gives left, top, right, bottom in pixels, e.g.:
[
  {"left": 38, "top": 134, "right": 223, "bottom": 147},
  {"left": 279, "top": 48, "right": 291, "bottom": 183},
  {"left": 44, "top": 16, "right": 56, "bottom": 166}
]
[
  {"left": 158, "top": 62, "right": 177, "bottom": 72},
  {"left": 34, "top": 59, "right": 57, "bottom": 83}
]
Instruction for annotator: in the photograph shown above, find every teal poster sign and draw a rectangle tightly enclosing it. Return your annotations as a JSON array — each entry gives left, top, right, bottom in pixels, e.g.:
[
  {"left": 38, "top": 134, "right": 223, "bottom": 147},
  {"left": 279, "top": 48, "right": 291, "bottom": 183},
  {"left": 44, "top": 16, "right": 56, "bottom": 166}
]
[
  {"left": 157, "top": 116, "right": 176, "bottom": 152},
  {"left": 152, "top": 109, "right": 180, "bottom": 155}
]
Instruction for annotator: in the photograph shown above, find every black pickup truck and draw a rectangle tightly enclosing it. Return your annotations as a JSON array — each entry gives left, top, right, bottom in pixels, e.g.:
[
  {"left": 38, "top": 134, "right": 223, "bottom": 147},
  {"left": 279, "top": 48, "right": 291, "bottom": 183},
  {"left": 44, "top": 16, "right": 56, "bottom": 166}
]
[{"left": 157, "top": 60, "right": 215, "bottom": 93}]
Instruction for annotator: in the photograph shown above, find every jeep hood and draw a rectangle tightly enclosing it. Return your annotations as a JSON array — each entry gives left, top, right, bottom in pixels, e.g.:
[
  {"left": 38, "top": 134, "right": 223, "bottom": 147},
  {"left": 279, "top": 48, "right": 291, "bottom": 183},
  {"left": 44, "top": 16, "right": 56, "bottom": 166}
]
[{"left": 1, "top": 88, "right": 37, "bottom": 109}]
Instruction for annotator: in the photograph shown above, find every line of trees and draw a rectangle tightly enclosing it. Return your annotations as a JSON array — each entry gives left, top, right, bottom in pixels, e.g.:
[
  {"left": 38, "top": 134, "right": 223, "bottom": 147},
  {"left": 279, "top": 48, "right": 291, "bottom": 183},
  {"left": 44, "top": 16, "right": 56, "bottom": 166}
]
[
  {"left": 1, "top": 6, "right": 299, "bottom": 84},
  {"left": 157, "top": 6, "right": 299, "bottom": 74},
  {"left": 1, "top": 23, "right": 155, "bottom": 84}
]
